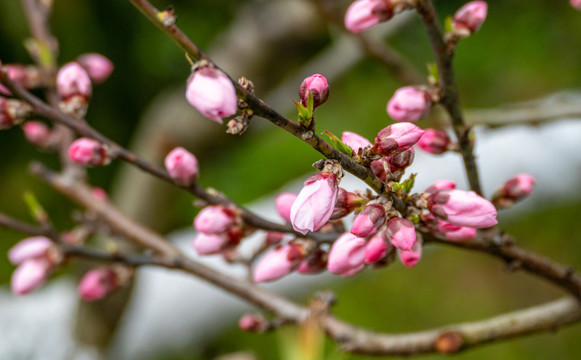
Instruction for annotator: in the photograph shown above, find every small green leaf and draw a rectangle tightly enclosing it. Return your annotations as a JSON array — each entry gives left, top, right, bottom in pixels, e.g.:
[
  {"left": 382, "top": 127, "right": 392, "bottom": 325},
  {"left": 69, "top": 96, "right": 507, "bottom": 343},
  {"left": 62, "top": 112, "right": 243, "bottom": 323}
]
[
  {"left": 23, "top": 191, "right": 48, "bottom": 224},
  {"left": 408, "top": 213, "right": 420, "bottom": 224},
  {"left": 306, "top": 91, "right": 314, "bottom": 119},
  {"left": 403, "top": 173, "right": 417, "bottom": 193},
  {"left": 391, "top": 182, "right": 402, "bottom": 192},
  {"left": 444, "top": 16, "right": 454, "bottom": 33},
  {"left": 427, "top": 63, "right": 439, "bottom": 84},
  {"left": 294, "top": 100, "right": 309, "bottom": 121},
  {"left": 321, "top": 131, "right": 353, "bottom": 155}
]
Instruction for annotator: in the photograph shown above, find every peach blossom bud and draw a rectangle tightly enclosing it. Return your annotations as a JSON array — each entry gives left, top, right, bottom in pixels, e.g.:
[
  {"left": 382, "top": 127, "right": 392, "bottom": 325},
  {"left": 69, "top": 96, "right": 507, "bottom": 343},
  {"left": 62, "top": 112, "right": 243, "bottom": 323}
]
[
  {"left": 299, "top": 74, "right": 329, "bottom": 109},
  {"left": 370, "top": 158, "right": 388, "bottom": 182},
  {"left": 194, "top": 205, "right": 236, "bottom": 234},
  {"left": 0, "top": 64, "right": 31, "bottom": 95},
  {"left": 296, "top": 249, "right": 327, "bottom": 274},
  {"left": 425, "top": 180, "right": 456, "bottom": 194},
  {"left": 22, "top": 121, "right": 50, "bottom": 147},
  {"left": 453, "top": 1, "right": 488, "bottom": 35},
  {"left": 386, "top": 218, "right": 416, "bottom": 251},
  {"left": 8, "top": 236, "right": 52, "bottom": 265},
  {"left": 11, "top": 259, "right": 50, "bottom": 295},
  {"left": 572, "top": 0, "right": 581, "bottom": 10},
  {"left": 502, "top": 174, "right": 535, "bottom": 200},
  {"left": 330, "top": 188, "right": 366, "bottom": 220},
  {"left": 373, "top": 122, "right": 425, "bottom": 156},
  {"left": 437, "top": 221, "right": 476, "bottom": 242},
  {"left": 387, "top": 86, "right": 432, "bottom": 122},
  {"left": 253, "top": 244, "right": 303, "bottom": 282},
  {"left": 290, "top": 173, "right": 339, "bottom": 235},
  {"left": 185, "top": 66, "right": 238, "bottom": 124},
  {"left": 351, "top": 203, "right": 386, "bottom": 237},
  {"left": 327, "top": 233, "right": 366, "bottom": 277},
  {"left": 238, "top": 313, "right": 267, "bottom": 332},
  {"left": 417, "top": 129, "right": 451, "bottom": 155},
  {"left": 365, "top": 232, "right": 390, "bottom": 264},
  {"left": 78, "top": 267, "right": 118, "bottom": 301},
  {"left": 341, "top": 131, "right": 371, "bottom": 153},
  {"left": 429, "top": 189, "right": 497, "bottom": 228},
  {"left": 344, "top": 0, "right": 393, "bottom": 33},
  {"left": 275, "top": 192, "right": 298, "bottom": 222},
  {"left": 398, "top": 240, "right": 422, "bottom": 268},
  {"left": 192, "top": 232, "right": 230, "bottom": 255},
  {"left": 265, "top": 231, "right": 284, "bottom": 245},
  {"left": 164, "top": 147, "right": 199, "bottom": 185},
  {"left": 57, "top": 62, "right": 92, "bottom": 100},
  {"left": 91, "top": 187, "right": 108, "bottom": 201},
  {"left": 386, "top": 147, "right": 414, "bottom": 172},
  {"left": 69, "top": 138, "right": 108, "bottom": 166},
  {"left": 77, "top": 53, "right": 114, "bottom": 84}
]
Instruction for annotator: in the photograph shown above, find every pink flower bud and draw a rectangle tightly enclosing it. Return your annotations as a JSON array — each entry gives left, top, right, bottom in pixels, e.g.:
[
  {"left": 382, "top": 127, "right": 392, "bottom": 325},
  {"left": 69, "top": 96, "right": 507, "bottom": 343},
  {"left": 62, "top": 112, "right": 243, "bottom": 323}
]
[
  {"left": 387, "top": 86, "right": 432, "bottom": 122},
  {"left": 77, "top": 53, "right": 114, "bottom": 84},
  {"left": 373, "top": 122, "right": 425, "bottom": 156},
  {"left": 194, "top": 205, "right": 236, "bottom": 234},
  {"left": 344, "top": 0, "right": 394, "bottom": 33},
  {"left": 572, "top": 0, "right": 581, "bottom": 10},
  {"left": 330, "top": 188, "right": 366, "bottom": 220},
  {"left": 417, "top": 129, "right": 451, "bottom": 155},
  {"left": 386, "top": 147, "right": 414, "bottom": 172},
  {"left": 398, "top": 240, "right": 422, "bottom": 268},
  {"left": 57, "top": 62, "right": 92, "bottom": 100},
  {"left": 299, "top": 74, "right": 329, "bottom": 110},
  {"left": 238, "top": 314, "right": 267, "bottom": 332},
  {"left": 265, "top": 231, "right": 284, "bottom": 246},
  {"left": 502, "top": 174, "right": 535, "bottom": 200},
  {"left": 164, "top": 147, "right": 199, "bottom": 185},
  {"left": 8, "top": 236, "right": 52, "bottom": 265},
  {"left": 437, "top": 221, "right": 476, "bottom": 242},
  {"left": 351, "top": 203, "right": 386, "bottom": 237},
  {"left": 69, "top": 138, "right": 108, "bottom": 166},
  {"left": 290, "top": 173, "right": 339, "bottom": 235},
  {"left": 341, "top": 131, "right": 371, "bottom": 153},
  {"left": 425, "top": 180, "right": 456, "bottom": 194},
  {"left": 91, "top": 187, "right": 108, "bottom": 201},
  {"left": 386, "top": 218, "right": 416, "bottom": 251},
  {"left": 11, "top": 259, "right": 50, "bottom": 295},
  {"left": 429, "top": 189, "right": 497, "bottom": 228},
  {"left": 370, "top": 158, "right": 388, "bottom": 182},
  {"left": 22, "top": 121, "right": 50, "bottom": 147},
  {"left": 78, "top": 267, "right": 119, "bottom": 301},
  {"left": 0, "top": 64, "right": 32, "bottom": 96},
  {"left": 192, "top": 232, "right": 231, "bottom": 255},
  {"left": 275, "top": 192, "right": 298, "bottom": 222},
  {"left": 185, "top": 66, "right": 238, "bottom": 124},
  {"left": 253, "top": 244, "right": 303, "bottom": 282},
  {"left": 453, "top": 1, "right": 488, "bottom": 35},
  {"left": 365, "top": 232, "right": 390, "bottom": 264},
  {"left": 296, "top": 249, "right": 327, "bottom": 274},
  {"left": 327, "top": 233, "right": 366, "bottom": 277}
]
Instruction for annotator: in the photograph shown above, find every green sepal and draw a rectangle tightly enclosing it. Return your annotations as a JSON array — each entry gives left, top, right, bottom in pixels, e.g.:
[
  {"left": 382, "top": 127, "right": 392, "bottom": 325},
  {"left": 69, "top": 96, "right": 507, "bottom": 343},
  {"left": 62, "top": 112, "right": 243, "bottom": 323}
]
[
  {"left": 321, "top": 130, "right": 353, "bottom": 155},
  {"left": 408, "top": 213, "right": 420, "bottom": 224},
  {"left": 306, "top": 91, "right": 314, "bottom": 119},
  {"left": 23, "top": 191, "right": 48, "bottom": 224}
]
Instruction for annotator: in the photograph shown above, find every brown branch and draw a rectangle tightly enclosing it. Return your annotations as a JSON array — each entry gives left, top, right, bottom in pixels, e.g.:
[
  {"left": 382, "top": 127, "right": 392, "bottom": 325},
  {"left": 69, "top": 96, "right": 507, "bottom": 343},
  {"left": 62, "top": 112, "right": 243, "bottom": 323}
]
[{"left": 0, "top": 213, "right": 47, "bottom": 237}]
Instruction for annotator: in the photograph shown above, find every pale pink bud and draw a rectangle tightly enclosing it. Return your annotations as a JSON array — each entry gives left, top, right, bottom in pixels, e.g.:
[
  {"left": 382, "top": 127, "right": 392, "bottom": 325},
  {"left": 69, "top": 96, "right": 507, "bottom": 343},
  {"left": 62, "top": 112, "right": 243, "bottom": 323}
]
[
  {"left": 185, "top": 67, "right": 238, "bottom": 124},
  {"left": 425, "top": 180, "right": 456, "bottom": 194},
  {"left": 351, "top": 203, "right": 386, "bottom": 237},
  {"left": 275, "top": 192, "right": 298, "bottom": 222},
  {"left": 330, "top": 188, "right": 366, "bottom": 220},
  {"left": 0, "top": 64, "right": 30, "bottom": 95},
  {"left": 11, "top": 259, "right": 50, "bottom": 295},
  {"left": 429, "top": 189, "right": 497, "bottom": 228},
  {"left": 386, "top": 147, "right": 414, "bottom": 172},
  {"left": 370, "top": 158, "right": 388, "bottom": 182},
  {"left": 373, "top": 122, "right": 425, "bottom": 156},
  {"left": 22, "top": 121, "right": 50, "bottom": 147},
  {"left": 69, "top": 138, "right": 108, "bottom": 166},
  {"left": 57, "top": 62, "right": 92, "bottom": 100},
  {"left": 327, "top": 233, "right": 366, "bottom": 277},
  {"left": 8, "top": 236, "right": 52, "bottom": 265},
  {"left": 77, "top": 53, "right": 114, "bottom": 84},
  {"left": 453, "top": 1, "right": 488, "bottom": 34},
  {"left": 238, "top": 313, "right": 267, "bottom": 332},
  {"left": 253, "top": 244, "right": 303, "bottom": 282},
  {"left": 387, "top": 86, "right": 432, "bottom": 122},
  {"left": 299, "top": 74, "right": 329, "bottom": 109},
  {"left": 398, "top": 240, "right": 422, "bottom": 268},
  {"left": 296, "top": 249, "right": 327, "bottom": 274},
  {"left": 417, "top": 129, "right": 451, "bottom": 155},
  {"left": 344, "top": 0, "right": 394, "bottom": 33},
  {"left": 78, "top": 267, "right": 118, "bottom": 301},
  {"left": 502, "top": 174, "right": 535, "bottom": 200},
  {"left": 386, "top": 218, "right": 416, "bottom": 251},
  {"left": 437, "top": 221, "right": 476, "bottom": 242},
  {"left": 365, "top": 232, "right": 390, "bottom": 264},
  {"left": 572, "top": 0, "right": 581, "bottom": 10},
  {"left": 290, "top": 173, "right": 338, "bottom": 235},
  {"left": 164, "top": 147, "right": 199, "bottom": 185},
  {"left": 91, "top": 187, "right": 108, "bottom": 201},
  {"left": 192, "top": 232, "right": 230, "bottom": 255},
  {"left": 194, "top": 205, "right": 236, "bottom": 234},
  {"left": 341, "top": 131, "right": 371, "bottom": 153}
]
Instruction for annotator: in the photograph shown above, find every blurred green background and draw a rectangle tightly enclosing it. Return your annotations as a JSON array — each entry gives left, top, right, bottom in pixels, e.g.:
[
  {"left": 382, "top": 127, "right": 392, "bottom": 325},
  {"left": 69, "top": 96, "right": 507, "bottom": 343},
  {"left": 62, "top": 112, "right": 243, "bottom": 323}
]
[{"left": 1, "top": 0, "right": 581, "bottom": 359}]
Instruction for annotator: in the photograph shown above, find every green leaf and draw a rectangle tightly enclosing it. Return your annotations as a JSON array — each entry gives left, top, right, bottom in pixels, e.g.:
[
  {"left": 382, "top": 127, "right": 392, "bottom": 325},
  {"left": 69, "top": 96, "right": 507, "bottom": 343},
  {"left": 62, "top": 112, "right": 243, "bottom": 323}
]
[
  {"left": 294, "top": 100, "right": 309, "bottom": 121},
  {"left": 321, "top": 131, "right": 353, "bottom": 155},
  {"left": 403, "top": 173, "right": 417, "bottom": 193},
  {"left": 306, "top": 91, "right": 314, "bottom": 119},
  {"left": 444, "top": 16, "right": 454, "bottom": 33},
  {"left": 23, "top": 191, "right": 48, "bottom": 224},
  {"left": 408, "top": 213, "right": 420, "bottom": 224},
  {"left": 427, "top": 63, "right": 439, "bottom": 84}
]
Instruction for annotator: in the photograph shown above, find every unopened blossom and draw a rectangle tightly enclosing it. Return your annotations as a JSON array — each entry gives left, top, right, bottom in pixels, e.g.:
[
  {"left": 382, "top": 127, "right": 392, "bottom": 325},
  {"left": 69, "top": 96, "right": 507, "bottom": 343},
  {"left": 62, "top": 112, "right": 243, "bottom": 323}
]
[
  {"left": 8, "top": 236, "right": 53, "bottom": 265},
  {"left": 185, "top": 66, "right": 238, "bottom": 124},
  {"left": 192, "top": 232, "right": 231, "bottom": 255},
  {"left": 386, "top": 218, "right": 416, "bottom": 251},
  {"left": 265, "top": 231, "right": 284, "bottom": 246},
  {"left": 194, "top": 205, "right": 236, "bottom": 234},
  {"left": 364, "top": 232, "right": 390, "bottom": 264},
  {"left": 386, "top": 147, "right": 414, "bottom": 173},
  {"left": 69, "top": 138, "right": 108, "bottom": 166},
  {"left": 351, "top": 203, "right": 386, "bottom": 237},
  {"left": 78, "top": 267, "right": 119, "bottom": 301},
  {"left": 417, "top": 129, "right": 451, "bottom": 155},
  {"left": 11, "top": 259, "right": 51, "bottom": 295},
  {"left": 327, "top": 233, "right": 366, "bottom": 277},
  {"left": 344, "top": 0, "right": 394, "bottom": 33},
  {"left": 373, "top": 122, "right": 425, "bottom": 156},
  {"left": 239, "top": 314, "right": 268, "bottom": 332},
  {"left": 437, "top": 221, "right": 476, "bottom": 242},
  {"left": 398, "top": 240, "right": 422, "bottom": 268},
  {"left": 370, "top": 158, "right": 388, "bottom": 181},
  {"left": 425, "top": 180, "right": 456, "bottom": 194},
  {"left": 22, "top": 121, "right": 50, "bottom": 147},
  {"left": 387, "top": 86, "right": 432, "bottom": 122},
  {"left": 341, "top": 131, "right": 371, "bottom": 153},
  {"left": 253, "top": 244, "right": 303, "bottom": 282},
  {"left": 0, "top": 64, "right": 36, "bottom": 95},
  {"left": 275, "top": 192, "right": 298, "bottom": 222},
  {"left": 164, "top": 147, "right": 199, "bottom": 185},
  {"left": 91, "top": 187, "right": 108, "bottom": 201},
  {"left": 77, "top": 53, "right": 114, "bottom": 84},
  {"left": 429, "top": 189, "right": 497, "bottom": 228},
  {"left": 502, "top": 174, "right": 535, "bottom": 200},
  {"left": 290, "top": 173, "right": 339, "bottom": 235},
  {"left": 330, "top": 188, "right": 366, "bottom": 220},
  {"left": 573, "top": 0, "right": 581, "bottom": 10},
  {"left": 56, "top": 62, "right": 92, "bottom": 100},
  {"left": 453, "top": 1, "right": 488, "bottom": 35},
  {"left": 296, "top": 249, "right": 327, "bottom": 274},
  {"left": 299, "top": 74, "right": 329, "bottom": 110}
]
